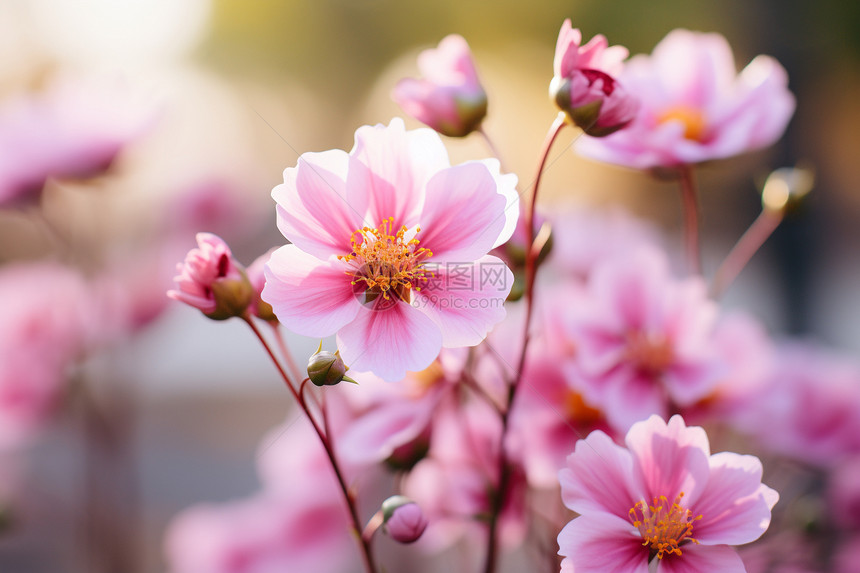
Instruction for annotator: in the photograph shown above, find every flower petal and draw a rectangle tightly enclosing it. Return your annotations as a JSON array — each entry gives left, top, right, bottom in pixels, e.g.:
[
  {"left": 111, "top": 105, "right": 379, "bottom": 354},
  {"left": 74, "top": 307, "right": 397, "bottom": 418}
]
[
  {"left": 626, "top": 415, "right": 711, "bottom": 504},
  {"left": 336, "top": 301, "right": 443, "bottom": 382},
  {"left": 692, "top": 452, "right": 777, "bottom": 545},
  {"left": 412, "top": 255, "right": 512, "bottom": 347},
  {"left": 262, "top": 245, "right": 360, "bottom": 338},
  {"left": 557, "top": 513, "right": 650, "bottom": 573},
  {"left": 347, "top": 118, "right": 450, "bottom": 230},
  {"left": 657, "top": 543, "right": 746, "bottom": 573},
  {"left": 273, "top": 149, "right": 364, "bottom": 259},
  {"left": 559, "top": 429, "right": 642, "bottom": 517}
]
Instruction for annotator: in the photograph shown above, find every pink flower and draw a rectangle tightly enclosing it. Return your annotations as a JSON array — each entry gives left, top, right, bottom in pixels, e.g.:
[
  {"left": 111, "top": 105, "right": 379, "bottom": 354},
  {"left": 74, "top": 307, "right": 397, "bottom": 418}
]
[
  {"left": 262, "top": 118, "right": 517, "bottom": 381},
  {"left": 577, "top": 29, "right": 795, "bottom": 168},
  {"left": 735, "top": 342, "right": 860, "bottom": 466},
  {"left": 828, "top": 455, "right": 860, "bottom": 529},
  {"left": 392, "top": 35, "right": 487, "bottom": 137},
  {"left": 550, "top": 19, "right": 639, "bottom": 136},
  {"left": 0, "top": 76, "right": 152, "bottom": 206},
  {"left": 558, "top": 414, "right": 778, "bottom": 573},
  {"left": 564, "top": 247, "right": 722, "bottom": 432},
  {"left": 167, "top": 233, "right": 252, "bottom": 319}
]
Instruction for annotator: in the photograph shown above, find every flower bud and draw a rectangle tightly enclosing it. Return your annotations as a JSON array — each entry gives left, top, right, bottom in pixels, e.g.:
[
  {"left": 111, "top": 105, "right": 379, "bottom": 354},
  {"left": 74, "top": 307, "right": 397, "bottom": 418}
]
[
  {"left": 167, "top": 233, "right": 253, "bottom": 320},
  {"left": 392, "top": 34, "right": 488, "bottom": 138},
  {"left": 246, "top": 248, "right": 279, "bottom": 323},
  {"left": 381, "top": 496, "right": 428, "bottom": 544},
  {"left": 308, "top": 345, "right": 357, "bottom": 386},
  {"left": 760, "top": 166, "right": 814, "bottom": 214}
]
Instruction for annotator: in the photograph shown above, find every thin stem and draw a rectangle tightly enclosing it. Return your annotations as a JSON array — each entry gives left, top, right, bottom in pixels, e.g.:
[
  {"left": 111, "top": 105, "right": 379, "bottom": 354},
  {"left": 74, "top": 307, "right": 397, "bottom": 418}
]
[
  {"left": 481, "top": 113, "right": 567, "bottom": 573},
  {"left": 270, "top": 324, "right": 303, "bottom": 383},
  {"left": 243, "top": 317, "right": 377, "bottom": 573},
  {"left": 677, "top": 165, "right": 702, "bottom": 275},
  {"left": 711, "top": 208, "right": 783, "bottom": 299},
  {"left": 477, "top": 125, "right": 509, "bottom": 174}
]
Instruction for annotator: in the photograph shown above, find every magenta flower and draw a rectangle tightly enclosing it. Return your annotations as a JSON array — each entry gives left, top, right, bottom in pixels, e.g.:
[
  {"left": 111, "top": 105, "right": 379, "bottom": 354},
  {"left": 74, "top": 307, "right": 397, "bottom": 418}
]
[
  {"left": 558, "top": 414, "right": 778, "bottom": 573},
  {"left": 550, "top": 19, "right": 639, "bottom": 136},
  {"left": 566, "top": 247, "right": 722, "bottom": 432},
  {"left": 262, "top": 118, "right": 517, "bottom": 381},
  {"left": 392, "top": 35, "right": 488, "bottom": 137},
  {"left": 576, "top": 29, "right": 795, "bottom": 168},
  {"left": 167, "top": 233, "right": 252, "bottom": 320}
]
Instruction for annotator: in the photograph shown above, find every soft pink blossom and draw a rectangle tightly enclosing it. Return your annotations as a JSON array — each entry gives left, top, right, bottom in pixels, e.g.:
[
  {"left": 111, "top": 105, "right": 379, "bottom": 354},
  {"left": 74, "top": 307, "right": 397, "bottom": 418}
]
[
  {"left": 0, "top": 77, "right": 152, "bottom": 206},
  {"left": 734, "top": 342, "right": 860, "bottom": 466},
  {"left": 262, "top": 118, "right": 517, "bottom": 381},
  {"left": 827, "top": 455, "right": 860, "bottom": 529},
  {"left": 0, "top": 263, "right": 98, "bottom": 448},
  {"left": 558, "top": 414, "right": 778, "bottom": 573},
  {"left": 393, "top": 35, "right": 487, "bottom": 137},
  {"left": 564, "top": 247, "right": 723, "bottom": 432},
  {"left": 577, "top": 29, "right": 795, "bottom": 168},
  {"left": 550, "top": 19, "right": 639, "bottom": 136},
  {"left": 167, "top": 232, "right": 251, "bottom": 318}
]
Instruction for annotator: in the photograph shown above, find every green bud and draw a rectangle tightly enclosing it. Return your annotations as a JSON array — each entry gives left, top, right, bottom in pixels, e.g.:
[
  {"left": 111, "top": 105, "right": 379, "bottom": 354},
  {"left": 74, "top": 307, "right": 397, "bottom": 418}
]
[{"left": 308, "top": 344, "right": 357, "bottom": 386}]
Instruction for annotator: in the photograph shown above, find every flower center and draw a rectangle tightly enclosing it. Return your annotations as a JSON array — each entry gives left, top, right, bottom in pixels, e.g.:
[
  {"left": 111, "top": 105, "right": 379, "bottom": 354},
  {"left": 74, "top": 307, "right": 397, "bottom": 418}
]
[
  {"left": 657, "top": 106, "right": 707, "bottom": 141},
  {"left": 338, "top": 217, "right": 433, "bottom": 304},
  {"left": 628, "top": 493, "right": 701, "bottom": 560},
  {"left": 625, "top": 331, "right": 673, "bottom": 377}
]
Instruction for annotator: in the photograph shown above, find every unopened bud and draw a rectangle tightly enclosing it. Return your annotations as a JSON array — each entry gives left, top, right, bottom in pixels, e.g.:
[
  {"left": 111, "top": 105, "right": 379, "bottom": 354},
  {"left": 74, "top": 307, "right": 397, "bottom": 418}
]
[
  {"left": 382, "top": 496, "right": 428, "bottom": 544},
  {"left": 205, "top": 269, "right": 254, "bottom": 320},
  {"left": 308, "top": 344, "right": 357, "bottom": 386}
]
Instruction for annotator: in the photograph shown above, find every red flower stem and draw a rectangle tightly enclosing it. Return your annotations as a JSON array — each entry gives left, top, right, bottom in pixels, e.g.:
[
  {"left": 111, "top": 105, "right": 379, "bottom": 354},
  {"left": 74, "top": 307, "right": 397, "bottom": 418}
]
[
  {"left": 270, "top": 323, "right": 303, "bottom": 383},
  {"left": 678, "top": 165, "right": 702, "bottom": 275},
  {"left": 711, "top": 208, "right": 783, "bottom": 299},
  {"left": 481, "top": 113, "right": 567, "bottom": 573},
  {"left": 242, "top": 317, "right": 377, "bottom": 573},
  {"left": 361, "top": 509, "right": 385, "bottom": 544}
]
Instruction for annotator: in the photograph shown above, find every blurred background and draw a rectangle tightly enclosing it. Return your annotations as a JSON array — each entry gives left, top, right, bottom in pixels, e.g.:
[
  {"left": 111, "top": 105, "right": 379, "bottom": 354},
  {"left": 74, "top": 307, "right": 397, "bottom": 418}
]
[{"left": 0, "top": 0, "right": 859, "bottom": 571}]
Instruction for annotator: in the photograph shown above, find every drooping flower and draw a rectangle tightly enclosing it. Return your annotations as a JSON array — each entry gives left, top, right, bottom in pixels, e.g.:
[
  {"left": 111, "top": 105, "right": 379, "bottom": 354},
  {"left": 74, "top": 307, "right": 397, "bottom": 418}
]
[
  {"left": 262, "top": 118, "right": 517, "bottom": 381},
  {"left": 392, "top": 35, "right": 488, "bottom": 137},
  {"left": 550, "top": 19, "right": 639, "bottom": 136},
  {"left": 564, "top": 247, "right": 723, "bottom": 432},
  {"left": 558, "top": 414, "right": 778, "bottom": 573},
  {"left": 576, "top": 29, "right": 795, "bottom": 168},
  {"left": 167, "top": 233, "right": 253, "bottom": 320}
]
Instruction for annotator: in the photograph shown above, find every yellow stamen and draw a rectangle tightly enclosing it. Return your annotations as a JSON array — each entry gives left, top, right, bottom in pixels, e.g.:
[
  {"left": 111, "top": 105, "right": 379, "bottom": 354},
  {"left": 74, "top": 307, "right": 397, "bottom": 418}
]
[
  {"left": 657, "top": 106, "right": 708, "bottom": 142},
  {"left": 338, "top": 217, "right": 433, "bottom": 303},
  {"left": 628, "top": 492, "right": 701, "bottom": 560}
]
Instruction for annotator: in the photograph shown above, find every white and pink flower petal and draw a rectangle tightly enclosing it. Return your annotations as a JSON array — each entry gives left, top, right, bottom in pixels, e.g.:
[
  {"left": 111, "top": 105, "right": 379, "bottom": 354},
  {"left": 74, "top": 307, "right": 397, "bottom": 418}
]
[
  {"left": 336, "top": 301, "right": 443, "bottom": 382},
  {"left": 692, "top": 452, "right": 777, "bottom": 546},
  {"left": 656, "top": 543, "right": 747, "bottom": 573},
  {"left": 412, "top": 255, "right": 512, "bottom": 348},
  {"left": 557, "top": 512, "right": 650, "bottom": 573},
  {"left": 273, "top": 149, "right": 364, "bottom": 260},
  {"left": 347, "top": 118, "right": 450, "bottom": 229},
  {"left": 262, "top": 245, "right": 360, "bottom": 338}
]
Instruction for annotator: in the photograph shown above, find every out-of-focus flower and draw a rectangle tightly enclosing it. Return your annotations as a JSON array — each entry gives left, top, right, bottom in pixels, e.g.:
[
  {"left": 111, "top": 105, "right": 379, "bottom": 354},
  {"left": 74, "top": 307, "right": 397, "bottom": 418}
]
[
  {"left": 262, "top": 118, "right": 517, "bottom": 381},
  {"left": 550, "top": 19, "right": 639, "bottom": 136},
  {"left": 827, "top": 455, "right": 860, "bottom": 530},
  {"left": 558, "top": 414, "right": 778, "bottom": 572},
  {"left": 167, "top": 233, "right": 252, "bottom": 320},
  {"left": 382, "top": 495, "right": 429, "bottom": 544},
  {"left": 833, "top": 536, "right": 860, "bottom": 573},
  {"left": 0, "top": 76, "right": 153, "bottom": 207},
  {"left": 164, "top": 419, "right": 354, "bottom": 573},
  {"left": 577, "top": 29, "right": 795, "bottom": 168},
  {"left": 564, "top": 247, "right": 722, "bottom": 432},
  {"left": 245, "top": 248, "right": 278, "bottom": 322},
  {"left": 734, "top": 342, "right": 860, "bottom": 467},
  {"left": 0, "top": 263, "right": 98, "bottom": 448},
  {"left": 392, "top": 35, "right": 487, "bottom": 137}
]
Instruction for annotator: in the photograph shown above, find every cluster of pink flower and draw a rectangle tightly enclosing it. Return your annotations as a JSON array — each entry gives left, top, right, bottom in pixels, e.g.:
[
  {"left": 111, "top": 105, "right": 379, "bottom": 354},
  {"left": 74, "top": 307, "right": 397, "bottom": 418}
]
[{"left": 164, "top": 19, "right": 860, "bottom": 573}]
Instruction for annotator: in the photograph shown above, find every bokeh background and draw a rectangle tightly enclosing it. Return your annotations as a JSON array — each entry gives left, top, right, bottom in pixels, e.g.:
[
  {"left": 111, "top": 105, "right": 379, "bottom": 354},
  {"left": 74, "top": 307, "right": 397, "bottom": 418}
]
[{"left": 1, "top": 0, "right": 859, "bottom": 571}]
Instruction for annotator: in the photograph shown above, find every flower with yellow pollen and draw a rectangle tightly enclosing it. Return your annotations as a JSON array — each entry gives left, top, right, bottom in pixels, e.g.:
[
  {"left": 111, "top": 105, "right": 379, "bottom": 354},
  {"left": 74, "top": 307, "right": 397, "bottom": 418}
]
[
  {"left": 262, "top": 118, "right": 518, "bottom": 381},
  {"left": 558, "top": 415, "right": 778, "bottom": 572}
]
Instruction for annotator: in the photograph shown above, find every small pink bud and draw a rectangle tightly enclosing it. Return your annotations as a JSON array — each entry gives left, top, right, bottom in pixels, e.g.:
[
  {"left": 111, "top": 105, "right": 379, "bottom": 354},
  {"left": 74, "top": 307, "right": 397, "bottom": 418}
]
[
  {"left": 382, "top": 496, "right": 428, "bottom": 544},
  {"left": 167, "top": 233, "right": 252, "bottom": 320},
  {"left": 550, "top": 19, "right": 639, "bottom": 136},
  {"left": 392, "top": 35, "right": 488, "bottom": 137}
]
